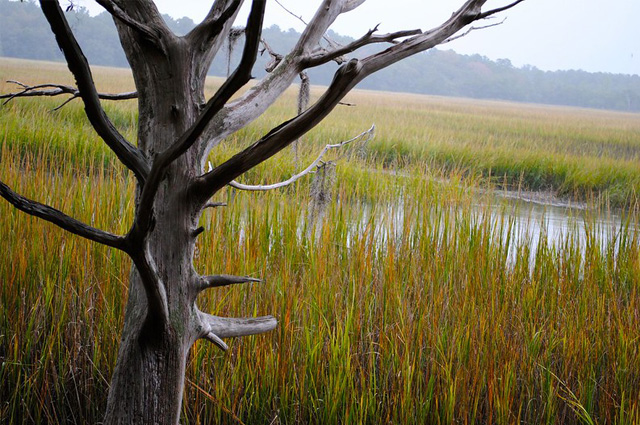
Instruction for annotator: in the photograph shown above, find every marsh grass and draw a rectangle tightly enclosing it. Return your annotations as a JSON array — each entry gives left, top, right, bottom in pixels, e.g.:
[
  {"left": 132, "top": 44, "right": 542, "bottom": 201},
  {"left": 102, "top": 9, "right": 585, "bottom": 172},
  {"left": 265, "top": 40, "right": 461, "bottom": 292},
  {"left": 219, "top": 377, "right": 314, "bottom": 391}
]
[{"left": 1, "top": 59, "right": 639, "bottom": 424}]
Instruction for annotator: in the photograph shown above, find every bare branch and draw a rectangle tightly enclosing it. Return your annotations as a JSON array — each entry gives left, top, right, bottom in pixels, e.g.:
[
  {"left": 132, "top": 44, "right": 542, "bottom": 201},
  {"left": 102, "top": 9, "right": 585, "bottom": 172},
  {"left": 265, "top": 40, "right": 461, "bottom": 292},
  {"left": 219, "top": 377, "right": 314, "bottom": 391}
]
[
  {"left": 0, "top": 179, "right": 126, "bottom": 250},
  {"left": 204, "top": 202, "right": 227, "bottom": 209},
  {"left": 274, "top": 0, "right": 345, "bottom": 50},
  {"left": 165, "top": 0, "right": 265, "bottom": 166},
  {"left": 1, "top": 80, "right": 137, "bottom": 108},
  {"left": 197, "top": 274, "right": 262, "bottom": 291},
  {"left": 196, "top": 0, "right": 352, "bottom": 160},
  {"left": 224, "top": 124, "right": 375, "bottom": 192},
  {"left": 443, "top": 19, "right": 506, "bottom": 44},
  {"left": 356, "top": 0, "right": 525, "bottom": 79},
  {"left": 187, "top": 0, "right": 246, "bottom": 84},
  {"left": 195, "top": 0, "right": 525, "bottom": 202},
  {"left": 477, "top": 0, "right": 527, "bottom": 19},
  {"left": 204, "top": 332, "right": 229, "bottom": 351},
  {"left": 260, "top": 38, "right": 284, "bottom": 72},
  {"left": 38, "top": 0, "right": 149, "bottom": 183},
  {"left": 198, "top": 311, "right": 278, "bottom": 339},
  {"left": 302, "top": 26, "right": 422, "bottom": 68}
]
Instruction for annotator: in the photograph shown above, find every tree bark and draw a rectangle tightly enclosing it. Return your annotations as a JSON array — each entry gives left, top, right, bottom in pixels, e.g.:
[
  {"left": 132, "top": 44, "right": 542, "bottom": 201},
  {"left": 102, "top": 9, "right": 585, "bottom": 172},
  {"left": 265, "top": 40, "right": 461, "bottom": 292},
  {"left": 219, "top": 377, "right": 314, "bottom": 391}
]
[{"left": 102, "top": 18, "right": 206, "bottom": 424}]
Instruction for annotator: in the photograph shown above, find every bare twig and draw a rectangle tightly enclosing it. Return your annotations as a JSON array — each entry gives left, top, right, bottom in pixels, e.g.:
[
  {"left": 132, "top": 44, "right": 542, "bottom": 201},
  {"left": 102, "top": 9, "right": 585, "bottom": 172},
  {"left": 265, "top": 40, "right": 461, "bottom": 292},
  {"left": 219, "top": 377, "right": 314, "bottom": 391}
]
[
  {"left": 274, "top": 0, "right": 342, "bottom": 50},
  {"left": 223, "top": 124, "right": 374, "bottom": 192},
  {"left": 443, "top": 18, "right": 506, "bottom": 43},
  {"left": 197, "top": 275, "right": 262, "bottom": 291},
  {"left": 303, "top": 26, "right": 422, "bottom": 68},
  {"left": 1, "top": 80, "right": 137, "bottom": 108}
]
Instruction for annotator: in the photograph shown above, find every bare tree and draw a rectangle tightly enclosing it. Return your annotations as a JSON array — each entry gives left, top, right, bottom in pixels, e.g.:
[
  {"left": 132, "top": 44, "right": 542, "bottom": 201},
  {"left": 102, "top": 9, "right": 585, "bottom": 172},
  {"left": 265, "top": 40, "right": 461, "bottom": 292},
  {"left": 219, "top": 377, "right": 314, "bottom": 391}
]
[{"left": 0, "top": 0, "right": 525, "bottom": 423}]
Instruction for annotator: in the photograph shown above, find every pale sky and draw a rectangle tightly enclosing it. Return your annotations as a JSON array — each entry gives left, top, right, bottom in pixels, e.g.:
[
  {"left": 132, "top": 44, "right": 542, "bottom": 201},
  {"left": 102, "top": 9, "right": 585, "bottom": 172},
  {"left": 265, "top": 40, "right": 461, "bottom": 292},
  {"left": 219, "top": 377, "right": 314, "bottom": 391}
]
[{"left": 75, "top": 0, "right": 640, "bottom": 76}]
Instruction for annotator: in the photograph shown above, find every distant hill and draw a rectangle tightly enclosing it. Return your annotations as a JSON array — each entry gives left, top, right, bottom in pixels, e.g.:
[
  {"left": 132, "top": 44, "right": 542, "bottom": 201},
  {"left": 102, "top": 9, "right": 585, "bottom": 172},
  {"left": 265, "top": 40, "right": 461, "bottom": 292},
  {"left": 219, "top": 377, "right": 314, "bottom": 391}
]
[{"left": 2, "top": 0, "right": 640, "bottom": 112}]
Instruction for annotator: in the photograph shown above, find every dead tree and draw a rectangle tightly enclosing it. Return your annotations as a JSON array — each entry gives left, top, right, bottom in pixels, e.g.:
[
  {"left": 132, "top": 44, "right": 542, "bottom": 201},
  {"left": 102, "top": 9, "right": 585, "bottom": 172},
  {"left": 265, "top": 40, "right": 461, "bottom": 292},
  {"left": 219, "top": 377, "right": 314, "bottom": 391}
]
[{"left": 0, "top": 0, "right": 525, "bottom": 423}]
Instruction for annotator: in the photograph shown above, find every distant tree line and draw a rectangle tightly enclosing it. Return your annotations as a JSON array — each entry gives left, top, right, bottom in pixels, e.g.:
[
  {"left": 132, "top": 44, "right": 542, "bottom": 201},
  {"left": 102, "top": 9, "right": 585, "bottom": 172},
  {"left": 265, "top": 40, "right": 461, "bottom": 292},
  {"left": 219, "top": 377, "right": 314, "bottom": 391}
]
[{"left": 2, "top": 0, "right": 639, "bottom": 112}]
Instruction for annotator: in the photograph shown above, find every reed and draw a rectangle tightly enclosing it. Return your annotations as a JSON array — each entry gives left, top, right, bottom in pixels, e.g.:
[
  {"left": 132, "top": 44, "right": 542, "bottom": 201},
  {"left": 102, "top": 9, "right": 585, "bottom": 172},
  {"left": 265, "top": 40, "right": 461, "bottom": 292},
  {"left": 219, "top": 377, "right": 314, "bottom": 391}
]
[{"left": 1, "top": 59, "right": 639, "bottom": 424}]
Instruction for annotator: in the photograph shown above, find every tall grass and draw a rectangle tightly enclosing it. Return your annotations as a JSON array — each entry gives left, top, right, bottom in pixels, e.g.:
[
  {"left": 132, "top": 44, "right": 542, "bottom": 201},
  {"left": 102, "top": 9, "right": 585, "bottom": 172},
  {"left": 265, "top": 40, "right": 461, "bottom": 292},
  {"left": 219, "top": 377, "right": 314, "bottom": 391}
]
[{"left": 1, "top": 59, "right": 639, "bottom": 424}]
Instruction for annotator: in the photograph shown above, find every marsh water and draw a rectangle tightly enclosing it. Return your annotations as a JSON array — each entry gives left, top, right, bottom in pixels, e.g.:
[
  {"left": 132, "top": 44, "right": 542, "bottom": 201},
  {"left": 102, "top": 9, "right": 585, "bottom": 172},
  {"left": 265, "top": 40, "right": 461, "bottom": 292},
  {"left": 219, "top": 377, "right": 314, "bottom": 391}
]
[{"left": 326, "top": 189, "right": 636, "bottom": 266}]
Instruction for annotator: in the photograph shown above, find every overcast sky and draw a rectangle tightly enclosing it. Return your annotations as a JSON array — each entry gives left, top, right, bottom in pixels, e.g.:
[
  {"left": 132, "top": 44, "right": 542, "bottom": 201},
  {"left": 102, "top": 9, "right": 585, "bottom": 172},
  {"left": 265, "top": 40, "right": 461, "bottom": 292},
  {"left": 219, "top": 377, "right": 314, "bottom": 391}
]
[{"left": 75, "top": 0, "right": 640, "bottom": 76}]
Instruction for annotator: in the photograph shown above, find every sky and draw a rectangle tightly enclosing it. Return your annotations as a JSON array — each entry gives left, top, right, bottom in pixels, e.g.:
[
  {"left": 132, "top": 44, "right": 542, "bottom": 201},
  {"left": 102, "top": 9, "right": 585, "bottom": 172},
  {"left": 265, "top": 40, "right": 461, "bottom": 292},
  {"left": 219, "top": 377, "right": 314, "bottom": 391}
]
[{"left": 74, "top": 0, "right": 640, "bottom": 76}]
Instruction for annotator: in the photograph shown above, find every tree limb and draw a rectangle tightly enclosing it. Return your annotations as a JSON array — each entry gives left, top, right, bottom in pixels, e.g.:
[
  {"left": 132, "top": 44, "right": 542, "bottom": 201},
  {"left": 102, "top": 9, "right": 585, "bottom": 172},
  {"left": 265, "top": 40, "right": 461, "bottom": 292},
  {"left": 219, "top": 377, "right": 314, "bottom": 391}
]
[
  {"left": 195, "top": 0, "right": 525, "bottom": 202},
  {"left": 38, "top": 0, "right": 149, "bottom": 183},
  {"left": 224, "top": 124, "right": 375, "bottom": 192},
  {"left": 302, "top": 26, "right": 422, "bottom": 68},
  {"left": 0, "top": 80, "right": 137, "bottom": 107},
  {"left": 0, "top": 179, "right": 126, "bottom": 250},
  {"left": 477, "top": 0, "right": 527, "bottom": 19},
  {"left": 198, "top": 310, "right": 278, "bottom": 351},
  {"left": 197, "top": 274, "right": 262, "bottom": 292}
]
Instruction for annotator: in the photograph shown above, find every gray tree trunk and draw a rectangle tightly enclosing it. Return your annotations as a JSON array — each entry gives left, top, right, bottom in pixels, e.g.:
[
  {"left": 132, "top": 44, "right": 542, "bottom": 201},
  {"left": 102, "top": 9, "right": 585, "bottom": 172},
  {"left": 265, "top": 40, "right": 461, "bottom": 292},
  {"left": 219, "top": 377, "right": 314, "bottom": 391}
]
[{"left": 102, "top": 22, "right": 208, "bottom": 423}]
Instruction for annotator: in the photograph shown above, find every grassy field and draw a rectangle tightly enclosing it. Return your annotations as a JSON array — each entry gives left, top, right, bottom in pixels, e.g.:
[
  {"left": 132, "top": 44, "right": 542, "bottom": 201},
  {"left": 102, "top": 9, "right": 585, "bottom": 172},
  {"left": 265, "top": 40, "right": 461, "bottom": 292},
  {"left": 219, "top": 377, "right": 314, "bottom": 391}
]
[{"left": 1, "top": 58, "right": 640, "bottom": 424}]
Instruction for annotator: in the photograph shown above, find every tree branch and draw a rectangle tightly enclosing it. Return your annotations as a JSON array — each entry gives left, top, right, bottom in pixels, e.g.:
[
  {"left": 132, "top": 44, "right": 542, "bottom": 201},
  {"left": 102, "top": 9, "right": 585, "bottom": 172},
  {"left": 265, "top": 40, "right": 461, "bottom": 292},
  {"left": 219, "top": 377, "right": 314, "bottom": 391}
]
[
  {"left": 355, "top": 0, "right": 525, "bottom": 79},
  {"left": 477, "top": 0, "right": 527, "bottom": 19},
  {"left": 1, "top": 80, "right": 137, "bottom": 108},
  {"left": 197, "top": 275, "right": 262, "bottom": 292},
  {"left": 38, "top": 0, "right": 149, "bottom": 183},
  {"left": 443, "top": 19, "right": 506, "bottom": 44},
  {"left": 194, "top": 0, "right": 525, "bottom": 202},
  {"left": 198, "top": 310, "right": 278, "bottom": 351},
  {"left": 224, "top": 124, "right": 375, "bottom": 192},
  {"left": 0, "top": 179, "right": 126, "bottom": 250},
  {"left": 302, "top": 26, "right": 422, "bottom": 68}
]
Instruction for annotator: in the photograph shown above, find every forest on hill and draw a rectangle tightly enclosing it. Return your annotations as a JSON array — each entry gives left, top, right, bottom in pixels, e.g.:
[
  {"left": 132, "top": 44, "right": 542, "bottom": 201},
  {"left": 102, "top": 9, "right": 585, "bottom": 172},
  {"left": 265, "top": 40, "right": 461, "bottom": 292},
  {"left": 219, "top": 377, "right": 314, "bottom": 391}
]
[{"left": 2, "top": 0, "right": 640, "bottom": 112}]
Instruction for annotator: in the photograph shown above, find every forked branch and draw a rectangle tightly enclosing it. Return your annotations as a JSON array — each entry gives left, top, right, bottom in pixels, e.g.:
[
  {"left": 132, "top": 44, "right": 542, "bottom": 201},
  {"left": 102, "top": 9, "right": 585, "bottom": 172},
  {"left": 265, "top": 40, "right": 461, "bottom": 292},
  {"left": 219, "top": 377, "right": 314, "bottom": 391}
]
[
  {"left": 0, "top": 80, "right": 137, "bottom": 110},
  {"left": 197, "top": 310, "right": 278, "bottom": 351},
  {"left": 302, "top": 27, "right": 422, "bottom": 68}
]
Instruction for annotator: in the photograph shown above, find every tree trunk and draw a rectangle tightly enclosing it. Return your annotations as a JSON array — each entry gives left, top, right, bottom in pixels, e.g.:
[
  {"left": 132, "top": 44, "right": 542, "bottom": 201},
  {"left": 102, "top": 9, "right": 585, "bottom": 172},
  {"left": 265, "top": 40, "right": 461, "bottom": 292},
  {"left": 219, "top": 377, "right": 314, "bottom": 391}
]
[{"left": 103, "top": 27, "right": 206, "bottom": 424}]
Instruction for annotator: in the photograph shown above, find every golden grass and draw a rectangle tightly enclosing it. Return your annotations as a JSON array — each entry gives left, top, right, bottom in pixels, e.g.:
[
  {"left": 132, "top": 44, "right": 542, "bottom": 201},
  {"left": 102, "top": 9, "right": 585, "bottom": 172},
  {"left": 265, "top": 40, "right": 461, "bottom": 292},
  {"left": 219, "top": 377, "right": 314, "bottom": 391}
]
[{"left": 1, "top": 58, "right": 639, "bottom": 424}]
